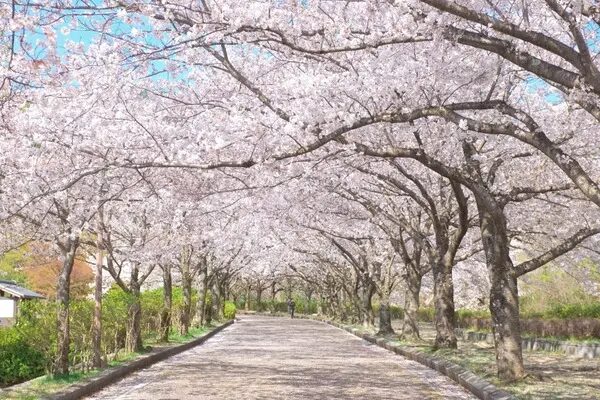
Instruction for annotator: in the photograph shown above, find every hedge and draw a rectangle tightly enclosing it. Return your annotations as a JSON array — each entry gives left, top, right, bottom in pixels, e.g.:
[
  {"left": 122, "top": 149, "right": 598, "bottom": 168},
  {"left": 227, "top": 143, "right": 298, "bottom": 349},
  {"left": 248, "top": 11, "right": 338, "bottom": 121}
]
[{"left": 0, "top": 327, "right": 46, "bottom": 387}]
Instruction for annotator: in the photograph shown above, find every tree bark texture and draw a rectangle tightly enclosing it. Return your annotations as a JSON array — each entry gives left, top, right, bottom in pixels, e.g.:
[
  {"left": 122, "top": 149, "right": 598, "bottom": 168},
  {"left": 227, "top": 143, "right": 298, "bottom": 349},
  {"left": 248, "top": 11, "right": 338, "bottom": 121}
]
[
  {"left": 477, "top": 197, "right": 525, "bottom": 381},
  {"left": 402, "top": 272, "right": 422, "bottom": 339},
  {"left": 55, "top": 235, "right": 79, "bottom": 375},
  {"left": 159, "top": 264, "right": 172, "bottom": 342}
]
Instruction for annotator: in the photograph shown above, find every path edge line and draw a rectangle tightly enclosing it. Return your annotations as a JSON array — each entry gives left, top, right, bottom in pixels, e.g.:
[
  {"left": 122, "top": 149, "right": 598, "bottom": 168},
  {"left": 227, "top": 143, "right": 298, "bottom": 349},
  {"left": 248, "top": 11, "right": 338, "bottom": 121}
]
[
  {"left": 43, "top": 320, "right": 234, "bottom": 400},
  {"left": 243, "top": 312, "right": 515, "bottom": 400}
]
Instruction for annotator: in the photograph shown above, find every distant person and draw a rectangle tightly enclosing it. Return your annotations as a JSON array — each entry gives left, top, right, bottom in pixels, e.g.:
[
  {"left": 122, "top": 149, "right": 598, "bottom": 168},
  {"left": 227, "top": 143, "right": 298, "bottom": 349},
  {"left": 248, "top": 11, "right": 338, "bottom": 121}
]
[{"left": 287, "top": 298, "right": 296, "bottom": 319}]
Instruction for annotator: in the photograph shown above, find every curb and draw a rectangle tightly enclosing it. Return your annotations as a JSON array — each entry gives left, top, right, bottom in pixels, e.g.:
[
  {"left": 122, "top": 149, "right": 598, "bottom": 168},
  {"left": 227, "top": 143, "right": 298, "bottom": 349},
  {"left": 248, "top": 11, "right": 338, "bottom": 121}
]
[
  {"left": 43, "top": 320, "right": 234, "bottom": 400},
  {"left": 244, "top": 312, "right": 515, "bottom": 400}
]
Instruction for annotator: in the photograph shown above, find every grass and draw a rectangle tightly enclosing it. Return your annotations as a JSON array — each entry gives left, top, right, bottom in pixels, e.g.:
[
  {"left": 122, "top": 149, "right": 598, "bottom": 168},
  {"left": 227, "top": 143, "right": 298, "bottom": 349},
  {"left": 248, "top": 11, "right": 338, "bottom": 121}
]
[
  {"left": 144, "top": 325, "right": 211, "bottom": 346},
  {"left": 1, "top": 368, "right": 106, "bottom": 400},
  {"left": 0, "top": 323, "right": 220, "bottom": 400}
]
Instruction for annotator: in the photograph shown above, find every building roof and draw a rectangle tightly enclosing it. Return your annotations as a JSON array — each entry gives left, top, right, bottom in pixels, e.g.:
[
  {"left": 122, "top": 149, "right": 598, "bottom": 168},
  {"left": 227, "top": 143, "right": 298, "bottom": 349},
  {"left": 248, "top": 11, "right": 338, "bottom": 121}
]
[{"left": 0, "top": 280, "right": 45, "bottom": 299}]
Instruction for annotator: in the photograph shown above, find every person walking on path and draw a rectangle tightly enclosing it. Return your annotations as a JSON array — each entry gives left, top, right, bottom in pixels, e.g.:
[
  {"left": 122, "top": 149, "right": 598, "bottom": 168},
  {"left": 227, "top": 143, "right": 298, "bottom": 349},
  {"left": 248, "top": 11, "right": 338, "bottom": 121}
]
[{"left": 287, "top": 298, "right": 296, "bottom": 319}]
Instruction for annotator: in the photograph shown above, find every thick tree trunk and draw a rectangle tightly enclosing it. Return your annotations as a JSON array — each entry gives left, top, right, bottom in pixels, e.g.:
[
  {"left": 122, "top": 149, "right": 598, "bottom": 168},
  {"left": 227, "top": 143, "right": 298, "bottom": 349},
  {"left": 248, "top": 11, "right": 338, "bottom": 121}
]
[
  {"left": 222, "top": 284, "right": 229, "bottom": 303},
  {"left": 126, "top": 296, "right": 142, "bottom": 353},
  {"left": 55, "top": 235, "right": 79, "bottom": 375},
  {"left": 359, "top": 286, "right": 375, "bottom": 328},
  {"left": 256, "top": 287, "right": 263, "bottom": 311},
  {"left": 159, "top": 264, "right": 172, "bottom": 342},
  {"left": 126, "top": 268, "right": 143, "bottom": 353},
  {"left": 244, "top": 285, "right": 250, "bottom": 311},
  {"left": 490, "top": 270, "right": 523, "bottom": 381},
  {"left": 92, "top": 212, "right": 104, "bottom": 369},
  {"left": 338, "top": 290, "right": 348, "bottom": 322},
  {"left": 432, "top": 258, "right": 457, "bottom": 349},
  {"left": 402, "top": 272, "right": 422, "bottom": 340},
  {"left": 205, "top": 286, "right": 215, "bottom": 325},
  {"left": 212, "top": 283, "right": 223, "bottom": 321},
  {"left": 377, "top": 300, "right": 395, "bottom": 336},
  {"left": 317, "top": 295, "right": 324, "bottom": 315},
  {"left": 197, "top": 272, "right": 208, "bottom": 326},
  {"left": 478, "top": 200, "right": 525, "bottom": 381},
  {"left": 180, "top": 275, "right": 192, "bottom": 335}
]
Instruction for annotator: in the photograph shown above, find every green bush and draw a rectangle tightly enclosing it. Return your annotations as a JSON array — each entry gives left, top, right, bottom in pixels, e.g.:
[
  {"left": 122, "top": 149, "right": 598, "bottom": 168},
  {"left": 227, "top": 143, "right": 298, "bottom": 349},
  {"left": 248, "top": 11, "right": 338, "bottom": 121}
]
[
  {"left": 102, "top": 286, "right": 133, "bottom": 353},
  {"left": 456, "top": 308, "right": 490, "bottom": 321},
  {"left": 0, "top": 327, "right": 46, "bottom": 387},
  {"left": 1, "top": 285, "right": 217, "bottom": 386},
  {"left": 373, "top": 304, "right": 404, "bottom": 320},
  {"left": 519, "top": 262, "right": 600, "bottom": 319},
  {"left": 417, "top": 307, "right": 435, "bottom": 322},
  {"left": 542, "top": 303, "right": 600, "bottom": 319},
  {"left": 223, "top": 301, "right": 236, "bottom": 320},
  {"left": 267, "top": 301, "right": 289, "bottom": 313},
  {"left": 293, "top": 298, "right": 319, "bottom": 315}
]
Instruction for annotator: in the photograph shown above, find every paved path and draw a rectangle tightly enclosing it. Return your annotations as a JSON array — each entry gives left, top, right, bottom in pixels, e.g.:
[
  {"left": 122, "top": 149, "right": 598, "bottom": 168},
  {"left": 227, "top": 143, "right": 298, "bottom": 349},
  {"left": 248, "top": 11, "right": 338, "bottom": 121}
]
[{"left": 86, "top": 316, "right": 477, "bottom": 399}]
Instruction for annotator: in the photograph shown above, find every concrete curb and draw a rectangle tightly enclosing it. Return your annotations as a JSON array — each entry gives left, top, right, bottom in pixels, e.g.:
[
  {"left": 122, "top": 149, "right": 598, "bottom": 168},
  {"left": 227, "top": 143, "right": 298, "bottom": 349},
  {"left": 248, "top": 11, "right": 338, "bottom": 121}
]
[
  {"left": 42, "top": 320, "right": 234, "bottom": 400},
  {"left": 243, "top": 312, "right": 515, "bottom": 400}
]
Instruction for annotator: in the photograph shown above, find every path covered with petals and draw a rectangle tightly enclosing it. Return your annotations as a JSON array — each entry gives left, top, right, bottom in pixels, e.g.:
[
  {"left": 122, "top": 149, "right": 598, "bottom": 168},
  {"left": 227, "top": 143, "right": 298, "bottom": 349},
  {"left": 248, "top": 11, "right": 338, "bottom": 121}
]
[{"left": 86, "top": 316, "right": 476, "bottom": 399}]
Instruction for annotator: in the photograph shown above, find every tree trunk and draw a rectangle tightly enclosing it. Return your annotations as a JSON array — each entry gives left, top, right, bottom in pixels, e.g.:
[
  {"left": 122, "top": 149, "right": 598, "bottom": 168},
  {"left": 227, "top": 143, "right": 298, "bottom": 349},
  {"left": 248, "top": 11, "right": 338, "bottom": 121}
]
[
  {"left": 92, "top": 213, "right": 104, "bottom": 369},
  {"left": 477, "top": 199, "right": 525, "bottom": 381},
  {"left": 270, "top": 281, "right": 277, "bottom": 301},
  {"left": 317, "top": 295, "right": 324, "bottom": 315},
  {"left": 359, "top": 286, "right": 375, "bottom": 328},
  {"left": 256, "top": 286, "right": 263, "bottom": 311},
  {"left": 338, "top": 290, "right": 348, "bottom": 322},
  {"left": 432, "top": 258, "right": 457, "bottom": 349},
  {"left": 55, "top": 234, "right": 79, "bottom": 376},
  {"left": 159, "top": 264, "right": 172, "bottom": 342},
  {"left": 126, "top": 268, "right": 143, "bottom": 353},
  {"left": 221, "top": 283, "right": 229, "bottom": 304},
  {"left": 402, "top": 271, "right": 422, "bottom": 340},
  {"left": 490, "top": 270, "right": 523, "bottom": 381},
  {"left": 212, "top": 283, "right": 223, "bottom": 321},
  {"left": 205, "top": 287, "right": 214, "bottom": 325},
  {"left": 180, "top": 274, "right": 192, "bottom": 335},
  {"left": 244, "top": 285, "right": 250, "bottom": 311},
  {"left": 377, "top": 300, "right": 394, "bottom": 336},
  {"left": 306, "top": 288, "right": 313, "bottom": 303},
  {"left": 197, "top": 272, "right": 208, "bottom": 326}
]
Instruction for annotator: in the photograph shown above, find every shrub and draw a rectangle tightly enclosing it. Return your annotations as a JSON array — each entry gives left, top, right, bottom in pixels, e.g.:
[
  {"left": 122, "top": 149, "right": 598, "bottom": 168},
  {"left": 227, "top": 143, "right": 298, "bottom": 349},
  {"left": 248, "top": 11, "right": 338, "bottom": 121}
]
[
  {"left": 102, "top": 286, "right": 133, "bottom": 354},
  {"left": 542, "top": 303, "right": 600, "bottom": 319},
  {"left": 417, "top": 307, "right": 435, "bottom": 322},
  {"left": 293, "top": 298, "right": 319, "bottom": 315},
  {"left": 223, "top": 301, "right": 236, "bottom": 320},
  {"left": 372, "top": 304, "right": 404, "bottom": 320},
  {"left": 0, "top": 327, "right": 46, "bottom": 387},
  {"left": 519, "top": 262, "right": 600, "bottom": 318}
]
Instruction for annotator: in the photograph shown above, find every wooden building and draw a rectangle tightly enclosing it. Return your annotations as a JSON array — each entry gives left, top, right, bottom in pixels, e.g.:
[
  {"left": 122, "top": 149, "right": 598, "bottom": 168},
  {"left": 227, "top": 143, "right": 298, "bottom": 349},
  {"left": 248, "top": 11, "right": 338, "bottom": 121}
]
[{"left": 0, "top": 280, "right": 45, "bottom": 327}]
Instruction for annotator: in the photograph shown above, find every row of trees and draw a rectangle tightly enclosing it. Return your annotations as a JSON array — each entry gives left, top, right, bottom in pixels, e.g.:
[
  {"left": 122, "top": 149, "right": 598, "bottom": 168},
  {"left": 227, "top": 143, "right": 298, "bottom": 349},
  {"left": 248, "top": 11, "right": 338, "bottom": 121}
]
[{"left": 2, "top": 0, "right": 600, "bottom": 383}]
